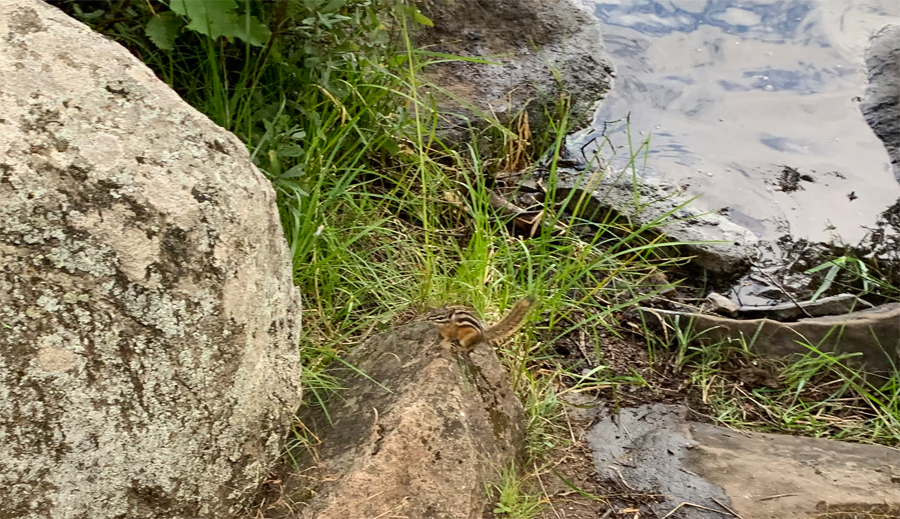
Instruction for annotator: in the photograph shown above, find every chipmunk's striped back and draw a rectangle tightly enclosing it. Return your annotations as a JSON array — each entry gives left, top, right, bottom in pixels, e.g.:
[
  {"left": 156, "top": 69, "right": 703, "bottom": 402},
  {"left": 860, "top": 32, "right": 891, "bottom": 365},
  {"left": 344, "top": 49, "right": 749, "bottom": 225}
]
[{"left": 425, "top": 296, "right": 534, "bottom": 348}]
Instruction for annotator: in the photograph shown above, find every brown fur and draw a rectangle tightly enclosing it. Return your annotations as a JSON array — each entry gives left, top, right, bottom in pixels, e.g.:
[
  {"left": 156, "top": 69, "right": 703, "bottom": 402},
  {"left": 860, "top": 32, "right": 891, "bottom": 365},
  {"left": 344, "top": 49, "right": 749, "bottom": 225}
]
[{"left": 426, "top": 296, "right": 535, "bottom": 348}]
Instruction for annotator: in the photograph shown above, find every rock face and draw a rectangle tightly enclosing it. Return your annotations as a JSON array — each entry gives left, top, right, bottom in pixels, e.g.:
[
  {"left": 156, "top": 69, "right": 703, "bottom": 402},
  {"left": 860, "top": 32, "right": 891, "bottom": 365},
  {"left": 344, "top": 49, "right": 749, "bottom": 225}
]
[
  {"left": 414, "top": 0, "right": 614, "bottom": 140},
  {"left": 861, "top": 24, "right": 900, "bottom": 184},
  {"left": 588, "top": 404, "right": 900, "bottom": 519},
  {"left": 688, "top": 420, "right": 900, "bottom": 519},
  {"left": 282, "top": 321, "right": 525, "bottom": 519},
  {"left": 0, "top": 2, "right": 302, "bottom": 518}
]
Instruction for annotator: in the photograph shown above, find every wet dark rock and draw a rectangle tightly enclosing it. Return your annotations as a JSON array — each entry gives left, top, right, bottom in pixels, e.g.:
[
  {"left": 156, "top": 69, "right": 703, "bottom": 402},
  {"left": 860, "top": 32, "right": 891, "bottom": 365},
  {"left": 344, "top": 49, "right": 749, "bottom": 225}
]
[
  {"left": 413, "top": 0, "right": 614, "bottom": 142},
  {"left": 861, "top": 24, "right": 900, "bottom": 184},
  {"left": 587, "top": 405, "right": 730, "bottom": 516},
  {"left": 731, "top": 230, "right": 900, "bottom": 310},
  {"left": 586, "top": 404, "right": 900, "bottom": 519}
]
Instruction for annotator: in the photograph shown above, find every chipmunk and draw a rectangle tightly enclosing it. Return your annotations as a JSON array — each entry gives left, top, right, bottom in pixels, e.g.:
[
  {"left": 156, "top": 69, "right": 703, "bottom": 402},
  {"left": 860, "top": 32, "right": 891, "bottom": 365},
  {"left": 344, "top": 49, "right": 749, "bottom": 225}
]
[{"left": 425, "top": 296, "right": 535, "bottom": 348}]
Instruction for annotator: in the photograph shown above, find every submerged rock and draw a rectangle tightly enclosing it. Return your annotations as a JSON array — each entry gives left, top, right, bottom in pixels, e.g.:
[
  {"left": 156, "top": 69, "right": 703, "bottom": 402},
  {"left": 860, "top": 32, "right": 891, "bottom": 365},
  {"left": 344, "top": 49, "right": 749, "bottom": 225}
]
[
  {"left": 0, "top": 2, "right": 302, "bottom": 518},
  {"left": 555, "top": 167, "right": 759, "bottom": 280}
]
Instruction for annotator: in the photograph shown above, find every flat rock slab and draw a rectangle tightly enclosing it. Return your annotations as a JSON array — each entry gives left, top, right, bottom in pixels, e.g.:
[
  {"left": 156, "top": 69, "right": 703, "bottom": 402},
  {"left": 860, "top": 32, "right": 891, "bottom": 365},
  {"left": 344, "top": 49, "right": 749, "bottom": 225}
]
[
  {"left": 556, "top": 168, "right": 758, "bottom": 279},
  {"left": 688, "top": 421, "right": 900, "bottom": 519},
  {"left": 587, "top": 405, "right": 899, "bottom": 519},
  {"left": 276, "top": 322, "right": 525, "bottom": 519},
  {"left": 637, "top": 303, "right": 900, "bottom": 374}
]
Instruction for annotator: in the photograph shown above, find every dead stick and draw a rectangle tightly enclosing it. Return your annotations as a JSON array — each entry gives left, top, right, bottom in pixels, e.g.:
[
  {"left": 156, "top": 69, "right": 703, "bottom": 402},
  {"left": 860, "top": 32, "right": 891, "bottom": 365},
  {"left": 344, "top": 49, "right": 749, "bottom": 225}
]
[
  {"left": 758, "top": 493, "right": 799, "bottom": 502},
  {"left": 488, "top": 191, "right": 568, "bottom": 234},
  {"left": 711, "top": 497, "right": 744, "bottom": 519},
  {"left": 607, "top": 465, "right": 635, "bottom": 491},
  {"left": 661, "top": 502, "right": 732, "bottom": 519}
]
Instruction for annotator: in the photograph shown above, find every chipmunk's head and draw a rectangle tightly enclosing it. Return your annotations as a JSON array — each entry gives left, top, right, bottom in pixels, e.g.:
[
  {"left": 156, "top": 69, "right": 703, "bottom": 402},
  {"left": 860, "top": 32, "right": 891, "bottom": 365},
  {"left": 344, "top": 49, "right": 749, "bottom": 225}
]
[{"left": 424, "top": 306, "right": 455, "bottom": 324}]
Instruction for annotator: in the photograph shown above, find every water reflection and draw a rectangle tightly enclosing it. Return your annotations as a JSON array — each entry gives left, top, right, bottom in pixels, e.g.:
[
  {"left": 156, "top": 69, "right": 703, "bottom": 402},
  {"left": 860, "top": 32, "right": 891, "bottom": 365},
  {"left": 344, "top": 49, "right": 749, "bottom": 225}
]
[{"left": 578, "top": 0, "right": 899, "bottom": 243}]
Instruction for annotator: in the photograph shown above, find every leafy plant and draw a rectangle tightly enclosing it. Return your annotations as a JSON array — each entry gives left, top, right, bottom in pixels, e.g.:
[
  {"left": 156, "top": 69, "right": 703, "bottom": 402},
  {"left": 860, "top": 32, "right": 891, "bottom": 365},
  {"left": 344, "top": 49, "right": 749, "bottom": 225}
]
[{"left": 144, "top": 0, "right": 271, "bottom": 50}]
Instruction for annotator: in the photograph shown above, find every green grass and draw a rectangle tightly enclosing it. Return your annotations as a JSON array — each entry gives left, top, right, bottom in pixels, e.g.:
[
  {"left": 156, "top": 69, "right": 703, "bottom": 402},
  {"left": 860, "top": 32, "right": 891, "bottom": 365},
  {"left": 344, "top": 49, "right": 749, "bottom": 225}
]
[
  {"left": 669, "top": 324, "right": 900, "bottom": 446},
  {"left": 490, "top": 465, "right": 546, "bottom": 519}
]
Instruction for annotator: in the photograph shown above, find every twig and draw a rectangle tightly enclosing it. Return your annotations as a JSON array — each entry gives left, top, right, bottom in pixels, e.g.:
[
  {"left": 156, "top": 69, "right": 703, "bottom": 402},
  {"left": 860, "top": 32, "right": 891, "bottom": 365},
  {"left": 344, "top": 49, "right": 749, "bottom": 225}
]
[
  {"left": 712, "top": 497, "right": 744, "bottom": 519},
  {"left": 534, "top": 459, "right": 563, "bottom": 519},
  {"left": 607, "top": 465, "right": 635, "bottom": 491},
  {"left": 751, "top": 267, "right": 813, "bottom": 318},
  {"left": 758, "top": 493, "right": 798, "bottom": 502},
  {"left": 661, "top": 501, "right": 732, "bottom": 519},
  {"left": 576, "top": 328, "right": 597, "bottom": 368},
  {"left": 488, "top": 191, "right": 568, "bottom": 234}
]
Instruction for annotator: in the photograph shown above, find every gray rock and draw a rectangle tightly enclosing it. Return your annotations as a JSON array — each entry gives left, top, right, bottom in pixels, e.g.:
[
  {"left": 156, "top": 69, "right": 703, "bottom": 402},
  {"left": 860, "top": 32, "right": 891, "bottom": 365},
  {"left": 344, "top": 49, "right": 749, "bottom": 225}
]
[
  {"left": 0, "top": 2, "right": 302, "bottom": 518},
  {"left": 282, "top": 321, "right": 525, "bottom": 519},
  {"left": 636, "top": 303, "right": 900, "bottom": 374},
  {"left": 704, "top": 292, "right": 740, "bottom": 317},
  {"left": 587, "top": 404, "right": 731, "bottom": 517},
  {"left": 687, "top": 420, "right": 900, "bottom": 518},
  {"left": 413, "top": 0, "right": 614, "bottom": 141},
  {"left": 555, "top": 168, "right": 759, "bottom": 279},
  {"left": 861, "top": 24, "right": 900, "bottom": 184},
  {"left": 587, "top": 404, "right": 900, "bottom": 519}
]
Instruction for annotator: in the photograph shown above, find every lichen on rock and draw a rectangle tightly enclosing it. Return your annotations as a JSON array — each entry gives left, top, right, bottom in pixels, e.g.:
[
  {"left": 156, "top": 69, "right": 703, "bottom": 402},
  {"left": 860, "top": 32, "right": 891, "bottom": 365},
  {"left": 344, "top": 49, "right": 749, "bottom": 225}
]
[{"left": 0, "top": 2, "right": 302, "bottom": 518}]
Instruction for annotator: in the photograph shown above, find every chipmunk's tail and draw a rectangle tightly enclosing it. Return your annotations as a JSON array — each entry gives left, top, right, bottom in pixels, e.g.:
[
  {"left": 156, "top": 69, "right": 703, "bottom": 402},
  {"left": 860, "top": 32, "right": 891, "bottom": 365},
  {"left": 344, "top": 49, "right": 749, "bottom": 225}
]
[{"left": 482, "top": 296, "right": 535, "bottom": 343}]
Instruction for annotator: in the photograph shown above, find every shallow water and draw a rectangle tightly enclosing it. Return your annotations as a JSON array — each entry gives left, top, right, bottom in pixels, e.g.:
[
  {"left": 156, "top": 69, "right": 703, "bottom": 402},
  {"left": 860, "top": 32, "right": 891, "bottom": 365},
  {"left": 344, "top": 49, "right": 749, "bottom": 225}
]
[{"left": 576, "top": 0, "right": 900, "bottom": 245}]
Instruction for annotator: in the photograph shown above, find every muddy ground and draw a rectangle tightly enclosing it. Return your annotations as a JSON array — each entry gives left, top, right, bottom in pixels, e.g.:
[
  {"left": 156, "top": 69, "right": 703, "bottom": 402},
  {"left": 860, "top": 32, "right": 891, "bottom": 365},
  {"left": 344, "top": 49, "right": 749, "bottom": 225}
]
[{"left": 492, "top": 307, "right": 900, "bottom": 519}]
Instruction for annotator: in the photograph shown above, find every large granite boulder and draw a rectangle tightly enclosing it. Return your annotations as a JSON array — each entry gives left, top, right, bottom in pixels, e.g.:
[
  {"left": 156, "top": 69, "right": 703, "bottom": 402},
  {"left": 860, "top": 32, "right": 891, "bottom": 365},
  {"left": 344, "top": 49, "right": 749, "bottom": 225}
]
[
  {"left": 861, "top": 24, "right": 900, "bottom": 184},
  {"left": 0, "top": 2, "right": 302, "bottom": 518},
  {"left": 414, "top": 0, "right": 614, "bottom": 141}
]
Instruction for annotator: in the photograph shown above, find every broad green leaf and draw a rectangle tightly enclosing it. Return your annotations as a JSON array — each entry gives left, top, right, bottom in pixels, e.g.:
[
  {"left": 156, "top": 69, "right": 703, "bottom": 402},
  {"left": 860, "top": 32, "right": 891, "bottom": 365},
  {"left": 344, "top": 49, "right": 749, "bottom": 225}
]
[
  {"left": 280, "top": 164, "right": 307, "bottom": 179},
  {"left": 145, "top": 12, "right": 183, "bottom": 50},
  {"left": 168, "top": 0, "right": 271, "bottom": 46},
  {"left": 382, "top": 138, "right": 401, "bottom": 156},
  {"left": 277, "top": 143, "right": 305, "bottom": 158}
]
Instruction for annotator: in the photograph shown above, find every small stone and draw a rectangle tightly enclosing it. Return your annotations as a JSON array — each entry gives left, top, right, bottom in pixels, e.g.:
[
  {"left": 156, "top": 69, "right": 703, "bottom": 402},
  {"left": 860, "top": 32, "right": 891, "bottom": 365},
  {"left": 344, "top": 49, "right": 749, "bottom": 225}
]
[{"left": 705, "top": 292, "right": 740, "bottom": 317}]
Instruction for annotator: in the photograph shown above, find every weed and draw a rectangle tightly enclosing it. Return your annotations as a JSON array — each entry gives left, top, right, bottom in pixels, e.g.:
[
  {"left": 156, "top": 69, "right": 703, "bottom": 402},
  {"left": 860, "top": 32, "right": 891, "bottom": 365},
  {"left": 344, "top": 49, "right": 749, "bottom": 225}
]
[
  {"left": 491, "top": 465, "right": 546, "bottom": 519},
  {"left": 672, "top": 328, "right": 899, "bottom": 445}
]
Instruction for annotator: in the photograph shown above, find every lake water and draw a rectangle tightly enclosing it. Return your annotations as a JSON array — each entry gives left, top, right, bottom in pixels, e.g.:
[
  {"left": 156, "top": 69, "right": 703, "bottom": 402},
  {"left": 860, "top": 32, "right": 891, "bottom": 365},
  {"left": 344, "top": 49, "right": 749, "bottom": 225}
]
[{"left": 575, "top": 0, "right": 900, "bottom": 245}]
